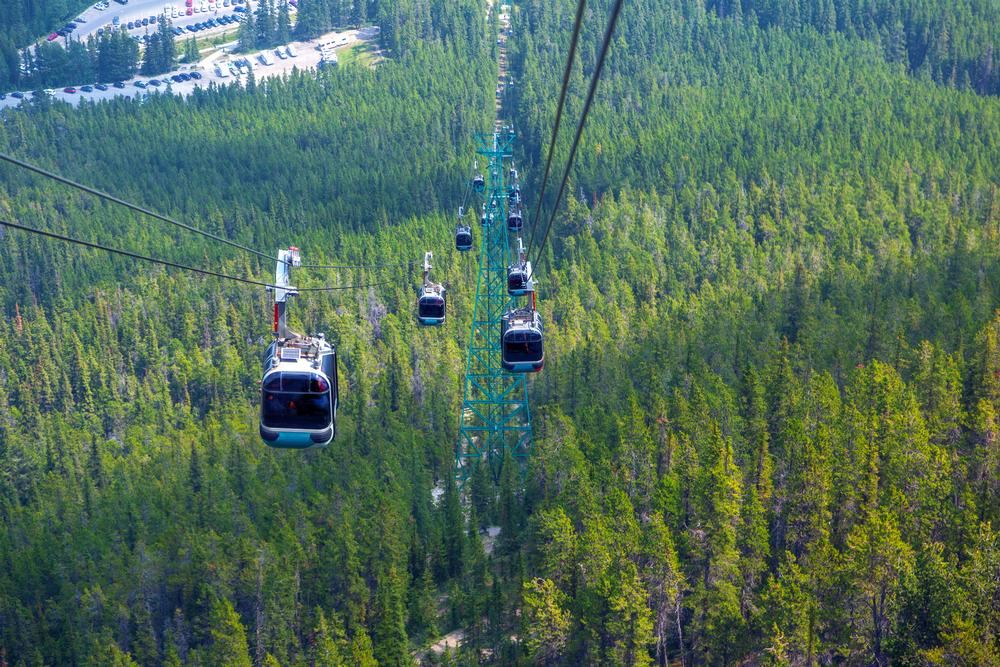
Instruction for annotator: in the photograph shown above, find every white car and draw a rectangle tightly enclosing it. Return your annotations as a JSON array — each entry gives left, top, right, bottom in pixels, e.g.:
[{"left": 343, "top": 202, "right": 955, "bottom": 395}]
[
  {"left": 285, "top": 45, "right": 296, "bottom": 57},
  {"left": 215, "top": 65, "right": 229, "bottom": 77},
  {"left": 275, "top": 48, "right": 286, "bottom": 60},
  {"left": 201, "top": 2, "right": 208, "bottom": 11}
]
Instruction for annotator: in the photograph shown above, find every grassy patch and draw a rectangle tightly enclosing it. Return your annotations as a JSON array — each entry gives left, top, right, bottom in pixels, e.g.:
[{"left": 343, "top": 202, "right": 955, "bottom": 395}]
[{"left": 337, "top": 41, "right": 383, "bottom": 67}]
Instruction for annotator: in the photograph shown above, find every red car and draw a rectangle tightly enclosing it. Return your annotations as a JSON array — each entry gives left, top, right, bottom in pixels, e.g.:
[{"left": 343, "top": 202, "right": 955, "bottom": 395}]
[
  {"left": 187, "top": 8, "right": 193, "bottom": 14},
  {"left": 47, "top": 33, "right": 59, "bottom": 41},
  {"left": 63, "top": 87, "right": 77, "bottom": 93}
]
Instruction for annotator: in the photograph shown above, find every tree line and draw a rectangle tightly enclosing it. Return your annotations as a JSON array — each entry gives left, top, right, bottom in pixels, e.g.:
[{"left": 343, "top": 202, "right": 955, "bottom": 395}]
[{"left": 0, "top": 0, "right": 997, "bottom": 664}]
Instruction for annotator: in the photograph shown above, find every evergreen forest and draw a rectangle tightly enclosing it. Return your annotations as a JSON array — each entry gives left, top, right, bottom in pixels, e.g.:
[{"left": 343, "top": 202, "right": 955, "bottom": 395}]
[{"left": 0, "top": 0, "right": 998, "bottom": 665}]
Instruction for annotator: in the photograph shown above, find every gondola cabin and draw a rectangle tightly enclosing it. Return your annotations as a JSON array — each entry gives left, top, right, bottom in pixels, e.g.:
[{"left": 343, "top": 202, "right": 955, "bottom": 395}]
[
  {"left": 456, "top": 225, "right": 473, "bottom": 251},
  {"left": 507, "top": 209, "right": 523, "bottom": 232},
  {"left": 473, "top": 174, "right": 485, "bottom": 193},
  {"left": 418, "top": 284, "right": 446, "bottom": 325},
  {"left": 260, "top": 337, "right": 338, "bottom": 448},
  {"left": 501, "top": 308, "right": 544, "bottom": 373},
  {"left": 507, "top": 263, "right": 531, "bottom": 296}
]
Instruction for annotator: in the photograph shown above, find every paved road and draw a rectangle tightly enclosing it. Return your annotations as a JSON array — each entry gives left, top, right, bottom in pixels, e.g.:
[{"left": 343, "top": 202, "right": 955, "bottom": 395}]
[
  {"left": 0, "top": 27, "right": 378, "bottom": 111},
  {"left": 71, "top": 0, "right": 258, "bottom": 42}
]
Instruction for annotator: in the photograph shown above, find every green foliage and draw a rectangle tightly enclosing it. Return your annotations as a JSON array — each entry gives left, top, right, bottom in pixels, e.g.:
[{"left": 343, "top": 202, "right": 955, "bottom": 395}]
[
  {"left": 0, "top": 0, "right": 999, "bottom": 665},
  {"left": 141, "top": 16, "right": 177, "bottom": 76}
]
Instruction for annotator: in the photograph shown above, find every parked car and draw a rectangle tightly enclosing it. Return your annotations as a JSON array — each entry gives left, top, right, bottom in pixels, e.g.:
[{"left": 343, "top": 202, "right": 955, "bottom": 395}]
[
  {"left": 57, "top": 30, "right": 68, "bottom": 37},
  {"left": 127, "top": 21, "right": 134, "bottom": 29},
  {"left": 148, "top": 79, "right": 161, "bottom": 86},
  {"left": 134, "top": 81, "right": 147, "bottom": 88},
  {"left": 190, "top": 71, "right": 202, "bottom": 79},
  {"left": 233, "top": 6, "right": 246, "bottom": 12},
  {"left": 81, "top": 85, "right": 93, "bottom": 92},
  {"left": 286, "top": 45, "right": 297, "bottom": 57},
  {"left": 0, "top": 93, "right": 5, "bottom": 100},
  {"left": 113, "top": 81, "right": 126, "bottom": 88},
  {"left": 151, "top": 16, "right": 157, "bottom": 23},
  {"left": 63, "top": 87, "right": 77, "bottom": 93},
  {"left": 95, "top": 83, "right": 109, "bottom": 91},
  {"left": 275, "top": 48, "right": 287, "bottom": 60},
  {"left": 47, "top": 33, "right": 59, "bottom": 41}
]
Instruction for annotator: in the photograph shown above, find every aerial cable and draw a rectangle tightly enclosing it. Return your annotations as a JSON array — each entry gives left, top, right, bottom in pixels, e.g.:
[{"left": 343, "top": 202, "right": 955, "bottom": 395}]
[
  {"left": 0, "top": 151, "right": 283, "bottom": 264},
  {"left": 298, "top": 257, "right": 414, "bottom": 271},
  {"left": 0, "top": 218, "right": 399, "bottom": 292},
  {"left": 524, "top": 0, "right": 587, "bottom": 260},
  {"left": 529, "top": 0, "right": 623, "bottom": 277},
  {"left": 0, "top": 151, "right": 409, "bottom": 272}
]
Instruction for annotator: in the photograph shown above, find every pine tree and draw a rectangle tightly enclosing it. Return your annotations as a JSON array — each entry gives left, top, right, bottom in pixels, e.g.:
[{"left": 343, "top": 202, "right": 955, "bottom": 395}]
[
  {"left": 205, "top": 598, "right": 253, "bottom": 667},
  {"left": 238, "top": 11, "right": 257, "bottom": 52},
  {"left": 441, "top": 474, "right": 464, "bottom": 579},
  {"left": 690, "top": 427, "right": 745, "bottom": 664},
  {"left": 845, "top": 509, "right": 915, "bottom": 665},
  {"left": 372, "top": 565, "right": 410, "bottom": 667},
  {"left": 182, "top": 37, "right": 199, "bottom": 64},
  {"left": 310, "top": 609, "right": 347, "bottom": 666},
  {"left": 522, "top": 578, "right": 571, "bottom": 665},
  {"left": 256, "top": 0, "right": 276, "bottom": 47},
  {"left": 276, "top": 1, "right": 292, "bottom": 44}
]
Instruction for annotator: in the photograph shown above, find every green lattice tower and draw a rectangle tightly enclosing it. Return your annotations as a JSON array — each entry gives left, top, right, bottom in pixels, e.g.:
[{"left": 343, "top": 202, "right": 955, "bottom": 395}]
[{"left": 456, "top": 128, "right": 532, "bottom": 484}]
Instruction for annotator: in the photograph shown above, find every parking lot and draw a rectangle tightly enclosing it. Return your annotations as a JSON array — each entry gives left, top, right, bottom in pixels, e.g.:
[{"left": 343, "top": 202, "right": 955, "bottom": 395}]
[
  {"left": 0, "top": 27, "right": 379, "bottom": 111},
  {"left": 50, "top": 0, "right": 268, "bottom": 42}
]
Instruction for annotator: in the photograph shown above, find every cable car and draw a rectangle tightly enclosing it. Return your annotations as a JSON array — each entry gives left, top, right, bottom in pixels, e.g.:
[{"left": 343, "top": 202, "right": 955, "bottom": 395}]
[
  {"left": 473, "top": 173, "right": 485, "bottom": 193},
  {"left": 455, "top": 207, "right": 472, "bottom": 251},
  {"left": 507, "top": 262, "right": 532, "bottom": 296},
  {"left": 418, "top": 285, "right": 446, "bottom": 325},
  {"left": 501, "top": 307, "right": 544, "bottom": 373},
  {"left": 260, "top": 337, "right": 338, "bottom": 448},
  {"left": 259, "top": 246, "right": 338, "bottom": 449},
  {"left": 507, "top": 208, "right": 523, "bottom": 232},
  {"left": 417, "top": 252, "right": 446, "bottom": 325},
  {"left": 509, "top": 190, "right": 521, "bottom": 206},
  {"left": 456, "top": 224, "right": 473, "bottom": 251}
]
